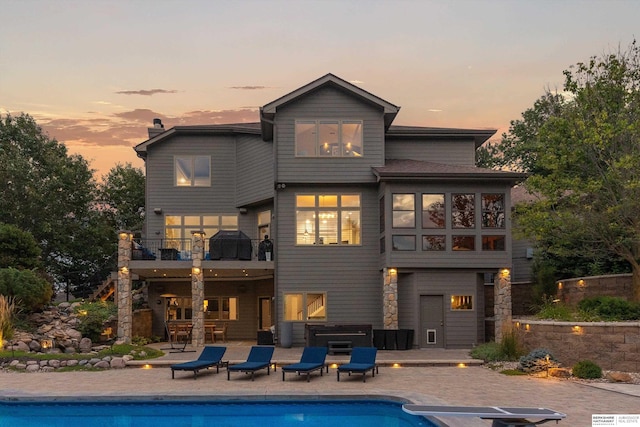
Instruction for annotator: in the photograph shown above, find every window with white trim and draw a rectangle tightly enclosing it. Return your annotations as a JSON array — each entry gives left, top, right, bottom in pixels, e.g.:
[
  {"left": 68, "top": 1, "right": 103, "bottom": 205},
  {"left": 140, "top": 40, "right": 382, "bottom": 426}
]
[
  {"left": 175, "top": 156, "right": 210, "bottom": 187},
  {"left": 165, "top": 214, "right": 238, "bottom": 251},
  {"left": 296, "top": 194, "right": 360, "bottom": 245},
  {"left": 284, "top": 292, "right": 326, "bottom": 321},
  {"left": 295, "top": 120, "right": 363, "bottom": 157}
]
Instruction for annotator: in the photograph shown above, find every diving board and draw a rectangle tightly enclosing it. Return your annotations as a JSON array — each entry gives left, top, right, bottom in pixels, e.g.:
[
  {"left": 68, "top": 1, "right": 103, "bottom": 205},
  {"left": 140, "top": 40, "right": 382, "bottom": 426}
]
[{"left": 402, "top": 405, "right": 566, "bottom": 426}]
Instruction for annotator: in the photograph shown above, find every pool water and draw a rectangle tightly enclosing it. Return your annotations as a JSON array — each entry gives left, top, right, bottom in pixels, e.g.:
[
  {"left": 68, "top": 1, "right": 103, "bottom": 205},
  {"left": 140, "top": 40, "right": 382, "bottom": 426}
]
[{"left": 0, "top": 399, "right": 436, "bottom": 427}]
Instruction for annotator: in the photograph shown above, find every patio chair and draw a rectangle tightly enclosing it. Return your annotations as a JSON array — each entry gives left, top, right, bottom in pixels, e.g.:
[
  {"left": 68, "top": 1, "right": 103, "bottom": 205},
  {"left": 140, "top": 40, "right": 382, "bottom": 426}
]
[
  {"left": 170, "top": 346, "right": 228, "bottom": 379},
  {"left": 281, "top": 347, "right": 328, "bottom": 382},
  {"left": 213, "top": 322, "right": 228, "bottom": 342},
  {"left": 337, "top": 347, "right": 378, "bottom": 382},
  {"left": 227, "top": 346, "right": 275, "bottom": 381}
]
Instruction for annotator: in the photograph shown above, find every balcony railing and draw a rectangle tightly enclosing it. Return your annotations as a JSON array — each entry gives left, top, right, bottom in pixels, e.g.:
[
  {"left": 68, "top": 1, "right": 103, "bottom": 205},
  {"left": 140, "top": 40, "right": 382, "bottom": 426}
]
[{"left": 132, "top": 238, "right": 273, "bottom": 262}]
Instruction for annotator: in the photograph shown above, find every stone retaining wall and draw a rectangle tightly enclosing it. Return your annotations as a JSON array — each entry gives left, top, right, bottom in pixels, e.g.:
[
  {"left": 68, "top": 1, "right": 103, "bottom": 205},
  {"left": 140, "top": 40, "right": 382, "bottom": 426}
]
[
  {"left": 513, "top": 319, "right": 640, "bottom": 372},
  {"left": 557, "top": 274, "right": 633, "bottom": 307}
]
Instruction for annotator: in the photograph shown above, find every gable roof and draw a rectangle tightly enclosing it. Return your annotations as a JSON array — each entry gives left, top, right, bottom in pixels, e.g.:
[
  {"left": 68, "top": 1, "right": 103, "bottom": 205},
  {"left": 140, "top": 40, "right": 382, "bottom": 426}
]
[
  {"left": 373, "top": 159, "right": 527, "bottom": 183},
  {"left": 134, "top": 123, "right": 261, "bottom": 159},
  {"left": 260, "top": 73, "right": 400, "bottom": 141}
]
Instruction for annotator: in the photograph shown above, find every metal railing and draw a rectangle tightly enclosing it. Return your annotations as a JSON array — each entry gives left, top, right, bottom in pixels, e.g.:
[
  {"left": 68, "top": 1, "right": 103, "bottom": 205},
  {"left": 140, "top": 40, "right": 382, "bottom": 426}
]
[{"left": 132, "top": 237, "right": 274, "bottom": 262}]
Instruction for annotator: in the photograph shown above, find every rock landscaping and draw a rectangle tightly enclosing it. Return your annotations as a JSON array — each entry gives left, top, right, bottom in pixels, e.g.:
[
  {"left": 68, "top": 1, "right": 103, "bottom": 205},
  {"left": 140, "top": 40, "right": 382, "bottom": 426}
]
[{"left": 1, "top": 302, "right": 130, "bottom": 372}]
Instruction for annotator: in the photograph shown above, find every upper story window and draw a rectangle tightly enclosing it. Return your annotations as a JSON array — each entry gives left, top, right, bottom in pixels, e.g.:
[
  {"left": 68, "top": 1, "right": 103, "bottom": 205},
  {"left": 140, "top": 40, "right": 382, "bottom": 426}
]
[
  {"left": 422, "top": 194, "right": 445, "bottom": 228},
  {"left": 295, "top": 120, "right": 363, "bottom": 157},
  {"left": 452, "top": 193, "right": 475, "bottom": 228},
  {"left": 175, "top": 156, "right": 210, "bottom": 187},
  {"left": 165, "top": 214, "right": 238, "bottom": 251},
  {"left": 392, "top": 194, "right": 415, "bottom": 228},
  {"left": 296, "top": 194, "right": 361, "bottom": 245},
  {"left": 481, "top": 194, "right": 505, "bottom": 228}
]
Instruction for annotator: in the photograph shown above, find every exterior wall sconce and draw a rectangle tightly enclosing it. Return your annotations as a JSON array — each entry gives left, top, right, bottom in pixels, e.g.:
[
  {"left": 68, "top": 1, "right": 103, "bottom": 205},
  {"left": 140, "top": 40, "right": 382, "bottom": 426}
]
[
  {"left": 578, "top": 279, "right": 586, "bottom": 287},
  {"left": 239, "top": 208, "right": 248, "bottom": 214},
  {"left": 153, "top": 208, "right": 162, "bottom": 215},
  {"left": 192, "top": 267, "right": 201, "bottom": 275},
  {"left": 276, "top": 183, "right": 286, "bottom": 190},
  {"left": 572, "top": 325, "right": 584, "bottom": 335},
  {"left": 558, "top": 282, "right": 563, "bottom": 289},
  {"left": 120, "top": 266, "right": 128, "bottom": 273},
  {"left": 500, "top": 268, "right": 510, "bottom": 277}
]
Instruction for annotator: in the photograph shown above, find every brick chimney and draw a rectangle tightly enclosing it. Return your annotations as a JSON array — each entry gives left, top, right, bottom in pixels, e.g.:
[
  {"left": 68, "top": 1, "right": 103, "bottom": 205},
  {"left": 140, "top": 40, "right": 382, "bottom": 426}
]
[{"left": 148, "top": 118, "right": 165, "bottom": 139}]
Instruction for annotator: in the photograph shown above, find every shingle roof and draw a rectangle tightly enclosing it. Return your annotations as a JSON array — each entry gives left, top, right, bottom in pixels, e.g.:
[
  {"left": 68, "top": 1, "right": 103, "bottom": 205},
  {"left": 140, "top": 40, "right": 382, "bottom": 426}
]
[{"left": 372, "top": 159, "right": 527, "bottom": 182}]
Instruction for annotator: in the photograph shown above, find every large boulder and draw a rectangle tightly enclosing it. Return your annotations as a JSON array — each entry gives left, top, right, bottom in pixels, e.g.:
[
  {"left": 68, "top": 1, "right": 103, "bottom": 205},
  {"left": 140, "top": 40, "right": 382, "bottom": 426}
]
[
  {"left": 110, "top": 357, "right": 126, "bottom": 369},
  {"left": 79, "top": 337, "right": 92, "bottom": 353},
  {"left": 606, "top": 372, "right": 633, "bottom": 383}
]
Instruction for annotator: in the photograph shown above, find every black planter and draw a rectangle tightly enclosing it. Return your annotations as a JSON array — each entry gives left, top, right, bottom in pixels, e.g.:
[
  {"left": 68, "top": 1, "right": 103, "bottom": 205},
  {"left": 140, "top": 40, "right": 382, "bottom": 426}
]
[
  {"left": 373, "top": 329, "right": 385, "bottom": 349},
  {"left": 396, "top": 329, "right": 414, "bottom": 350}
]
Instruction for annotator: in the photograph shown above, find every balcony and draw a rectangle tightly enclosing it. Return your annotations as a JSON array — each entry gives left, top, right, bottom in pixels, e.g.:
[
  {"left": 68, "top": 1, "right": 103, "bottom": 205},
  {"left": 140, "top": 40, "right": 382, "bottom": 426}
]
[{"left": 132, "top": 237, "right": 273, "bottom": 262}]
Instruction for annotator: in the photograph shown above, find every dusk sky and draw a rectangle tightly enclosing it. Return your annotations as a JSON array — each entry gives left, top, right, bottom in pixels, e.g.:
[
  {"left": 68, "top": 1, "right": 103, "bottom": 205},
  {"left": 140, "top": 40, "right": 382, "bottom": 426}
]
[{"left": 1, "top": 0, "right": 638, "bottom": 180}]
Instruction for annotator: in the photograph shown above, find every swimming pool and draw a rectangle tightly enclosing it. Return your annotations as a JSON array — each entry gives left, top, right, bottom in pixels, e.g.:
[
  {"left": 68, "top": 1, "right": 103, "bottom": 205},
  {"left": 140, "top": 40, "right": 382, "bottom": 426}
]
[{"left": 0, "top": 398, "right": 436, "bottom": 427}]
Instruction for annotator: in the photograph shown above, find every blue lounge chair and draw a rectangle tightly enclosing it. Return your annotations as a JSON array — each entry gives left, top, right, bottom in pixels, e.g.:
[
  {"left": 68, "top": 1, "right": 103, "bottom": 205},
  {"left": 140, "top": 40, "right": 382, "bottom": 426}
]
[
  {"left": 337, "top": 347, "right": 378, "bottom": 382},
  {"left": 227, "top": 346, "right": 275, "bottom": 381},
  {"left": 282, "top": 347, "right": 328, "bottom": 382},
  {"left": 170, "top": 346, "right": 227, "bottom": 379}
]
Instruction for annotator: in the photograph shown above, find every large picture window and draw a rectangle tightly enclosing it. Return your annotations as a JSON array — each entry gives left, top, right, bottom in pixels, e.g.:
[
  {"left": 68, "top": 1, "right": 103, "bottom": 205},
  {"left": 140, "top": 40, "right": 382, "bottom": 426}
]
[
  {"left": 296, "top": 194, "right": 360, "bottom": 245},
  {"left": 175, "top": 156, "right": 210, "bottom": 187},
  {"left": 284, "top": 293, "right": 326, "bottom": 321},
  {"left": 295, "top": 120, "right": 363, "bottom": 157},
  {"left": 165, "top": 214, "right": 238, "bottom": 252},
  {"left": 392, "top": 194, "right": 415, "bottom": 228}
]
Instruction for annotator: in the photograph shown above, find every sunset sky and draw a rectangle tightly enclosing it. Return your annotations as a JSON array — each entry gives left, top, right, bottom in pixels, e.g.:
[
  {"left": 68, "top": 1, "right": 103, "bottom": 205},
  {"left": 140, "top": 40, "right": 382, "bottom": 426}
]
[{"left": 1, "top": 0, "right": 638, "bottom": 180}]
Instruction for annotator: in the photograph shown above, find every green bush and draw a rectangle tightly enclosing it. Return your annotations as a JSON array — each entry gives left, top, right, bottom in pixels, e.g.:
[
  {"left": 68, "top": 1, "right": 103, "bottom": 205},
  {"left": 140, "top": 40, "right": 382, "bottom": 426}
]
[
  {"left": 499, "top": 329, "right": 525, "bottom": 360},
  {"left": 572, "top": 360, "right": 602, "bottom": 379},
  {"left": 0, "top": 267, "right": 52, "bottom": 312},
  {"left": 0, "top": 295, "right": 17, "bottom": 342},
  {"left": 577, "top": 296, "right": 640, "bottom": 321},
  {"left": 518, "top": 348, "right": 559, "bottom": 373},
  {"left": 75, "top": 301, "right": 116, "bottom": 342},
  {"left": 470, "top": 342, "right": 502, "bottom": 362},
  {"left": 535, "top": 297, "right": 574, "bottom": 321}
]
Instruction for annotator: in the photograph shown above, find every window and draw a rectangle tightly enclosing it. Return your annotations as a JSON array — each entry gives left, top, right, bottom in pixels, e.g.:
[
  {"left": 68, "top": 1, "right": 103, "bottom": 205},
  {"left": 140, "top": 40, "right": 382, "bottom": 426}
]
[
  {"left": 204, "top": 297, "right": 239, "bottom": 320},
  {"left": 452, "top": 235, "right": 475, "bottom": 251},
  {"left": 165, "top": 214, "right": 238, "bottom": 252},
  {"left": 482, "top": 194, "right": 505, "bottom": 228},
  {"left": 392, "top": 235, "right": 416, "bottom": 251},
  {"left": 392, "top": 194, "right": 415, "bottom": 228},
  {"left": 422, "top": 194, "right": 445, "bottom": 228},
  {"left": 296, "top": 194, "right": 360, "bottom": 245},
  {"left": 482, "top": 235, "right": 505, "bottom": 251},
  {"left": 295, "top": 120, "right": 363, "bottom": 157},
  {"left": 175, "top": 156, "right": 210, "bottom": 186},
  {"left": 452, "top": 193, "right": 475, "bottom": 228},
  {"left": 422, "top": 235, "right": 446, "bottom": 251},
  {"left": 284, "top": 292, "right": 326, "bottom": 321},
  {"left": 451, "top": 295, "right": 473, "bottom": 310}
]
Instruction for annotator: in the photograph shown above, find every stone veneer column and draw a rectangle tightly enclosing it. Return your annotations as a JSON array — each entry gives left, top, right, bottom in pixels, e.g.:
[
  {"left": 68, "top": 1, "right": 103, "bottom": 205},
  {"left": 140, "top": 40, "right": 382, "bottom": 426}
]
[
  {"left": 494, "top": 268, "right": 512, "bottom": 342},
  {"left": 117, "top": 231, "right": 133, "bottom": 344},
  {"left": 190, "top": 231, "right": 206, "bottom": 348},
  {"left": 383, "top": 268, "right": 398, "bottom": 329}
]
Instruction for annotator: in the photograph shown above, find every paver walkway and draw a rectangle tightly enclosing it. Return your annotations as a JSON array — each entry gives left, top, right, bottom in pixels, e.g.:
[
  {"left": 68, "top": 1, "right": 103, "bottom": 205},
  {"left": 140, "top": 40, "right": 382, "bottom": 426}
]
[{"left": 2, "top": 342, "right": 638, "bottom": 427}]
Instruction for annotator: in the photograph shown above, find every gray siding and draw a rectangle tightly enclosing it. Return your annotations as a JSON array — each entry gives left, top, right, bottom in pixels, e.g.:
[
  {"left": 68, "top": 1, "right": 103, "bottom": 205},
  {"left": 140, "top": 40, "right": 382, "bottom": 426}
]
[
  {"left": 275, "top": 86, "right": 385, "bottom": 184},
  {"left": 385, "top": 137, "right": 476, "bottom": 166},
  {"left": 399, "top": 270, "right": 483, "bottom": 348},
  {"left": 144, "top": 134, "right": 240, "bottom": 238},
  {"left": 275, "top": 185, "right": 382, "bottom": 345},
  {"left": 512, "top": 237, "right": 534, "bottom": 283},
  {"left": 236, "top": 134, "right": 275, "bottom": 207}
]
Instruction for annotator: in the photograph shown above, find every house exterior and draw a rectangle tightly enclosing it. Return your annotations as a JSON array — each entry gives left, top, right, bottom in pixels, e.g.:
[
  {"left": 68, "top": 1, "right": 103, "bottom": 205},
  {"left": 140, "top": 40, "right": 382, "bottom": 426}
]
[{"left": 116, "top": 73, "right": 526, "bottom": 349}]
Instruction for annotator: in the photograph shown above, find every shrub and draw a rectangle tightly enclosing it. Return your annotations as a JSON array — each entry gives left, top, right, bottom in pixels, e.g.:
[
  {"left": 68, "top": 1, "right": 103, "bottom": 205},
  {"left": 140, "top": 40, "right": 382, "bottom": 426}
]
[
  {"left": 572, "top": 360, "right": 602, "bottom": 379},
  {"left": 75, "top": 301, "right": 116, "bottom": 342},
  {"left": 0, "top": 267, "right": 52, "bottom": 312},
  {"left": 470, "top": 342, "right": 502, "bottom": 362},
  {"left": 518, "top": 348, "right": 559, "bottom": 373},
  {"left": 0, "top": 295, "right": 18, "bottom": 342},
  {"left": 499, "top": 329, "right": 525, "bottom": 361},
  {"left": 577, "top": 296, "right": 640, "bottom": 321},
  {"left": 535, "top": 296, "right": 574, "bottom": 321}
]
